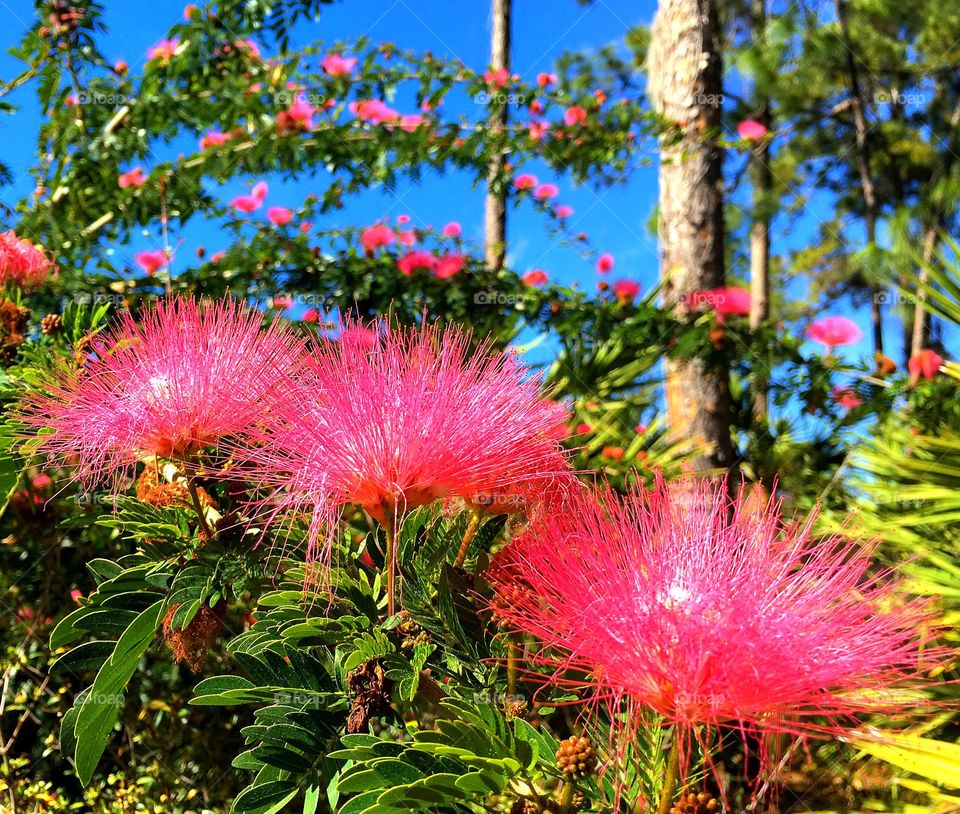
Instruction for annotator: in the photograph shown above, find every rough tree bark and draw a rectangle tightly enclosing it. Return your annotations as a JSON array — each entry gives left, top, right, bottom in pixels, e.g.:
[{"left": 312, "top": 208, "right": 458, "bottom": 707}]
[
  {"left": 748, "top": 0, "right": 773, "bottom": 422},
  {"left": 648, "top": 0, "right": 736, "bottom": 471},
  {"left": 910, "top": 220, "right": 939, "bottom": 358},
  {"left": 483, "top": 0, "right": 511, "bottom": 271}
]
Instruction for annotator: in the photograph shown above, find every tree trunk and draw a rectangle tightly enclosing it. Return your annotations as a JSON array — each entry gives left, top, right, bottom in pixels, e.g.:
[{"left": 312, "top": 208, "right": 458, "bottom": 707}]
[
  {"left": 836, "top": 0, "right": 883, "bottom": 357},
  {"left": 910, "top": 221, "right": 939, "bottom": 358},
  {"left": 648, "top": 0, "right": 736, "bottom": 471},
  {"left": 484, "top": 0, "right": 511, "bottom": 271},
  {"left": 748, "top": 0, "right": 772, "bottom": 422}
]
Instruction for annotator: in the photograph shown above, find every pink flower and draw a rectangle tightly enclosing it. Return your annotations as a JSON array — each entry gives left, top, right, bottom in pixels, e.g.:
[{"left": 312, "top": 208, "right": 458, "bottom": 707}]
[
  {"left": 360, "top": 224, "right": 395, "bottom": 252},
  {"left": 832, "top": 387, "right": 863, "bottom": 409},
  {"left": 737, "top": 119, "right": 769, "bottom": 141},
  {"left": 321, "top": 53, "right": 357, "bottom": 76},
  {"left": 537, "top": 72, "right": 558, "bottom": 87},
  {"left": 148, "top": 38, "right": 179, "bottom": 62},
  {"left": 237, "top": 318, "right": 569, "bottom": 610},
  {"left": 442, "top": 222, "right": 462, "bottom": 238},
  {"left": 267, "top": 206, "right": 293, "bottom": 226},
  {"left": 612, "top": 278, "right": 641, "bottom": 302},
  {"left": 555, "top": 205, "right": 573, "bottom": 219},
  {"left": 18, "top": 297, "right": 305, "bottom": 486},
  {"left": 486, "top": 475, "right": 946, "bottom": 783},
  {"left": 396, "top": 214, "right": 411, "bottom": 225},
  {"left": 135, "top": 249, "right": 168, "bottom": 276},
  {"left": 434, "top": 253, "right": 465, "bottom": 279},
  {"left": 200, "top": 130, "right": 232, "bottom": 150},
  {"left": 596, "top": 253, "right": 614, "bottom": 273},
  {"left": 350, "top": 99, "right": 399, "bottom": 125},
  {"left": 563, "top": 105, "right": 588, "bottom": 126},
  {"left": 114, "top": 59, "right": 128, "bottom": 74},
  {"left": 528, "top": 121, "right": 549, "bottom": 141},
  {"left": 118, "top": 167, "right": 146, "bottom": 189},
  {"left": 691, "top": 286, "right": 751, "bottom": 317},
  {"left": 398, "top": 114, "right": 426, "bottom": 132},
  {"left": 231, "top": 181, "right": 268, "bottom": 213},
  {"left": 482, "top": 67, "right": 510, "bottom": 87},
  {"left": 234, "top": 39, "right": 261, "bottom": 59},
  {"left": 513, "top": 173, "right": 538, "bottom": 190},
  {"left": 397, "top": 230, "right": 417, "bottom": 247},
  {"left": 807, "top": 316, "right": 863, "bottom": 348},
  {"left": 908, "top": 348, "right": 943, "bottom": 381},
  {"left": 523, "top": 269, "right": 549, "bottom": 286},
  {"left": 534, "top": 183, "right": 559, "bottom": 199},
  {"left": 284, "top": 96, "right": 316, "bottom": 130},
  {"left": 396, "top": 250, "right": 436, "bottom": 275}
]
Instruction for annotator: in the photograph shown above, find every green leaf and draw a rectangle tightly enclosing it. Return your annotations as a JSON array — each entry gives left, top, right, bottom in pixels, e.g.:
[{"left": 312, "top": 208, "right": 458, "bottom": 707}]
[
  {"left": 73, "top": 599, "right": 164, "bottom": 784},
  {"left": 232, "top": 780, "right": 299, "bottom": 814}
]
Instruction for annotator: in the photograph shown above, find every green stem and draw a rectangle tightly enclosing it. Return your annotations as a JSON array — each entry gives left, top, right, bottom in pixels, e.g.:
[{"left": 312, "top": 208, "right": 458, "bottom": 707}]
[
  {"left": 383, "top": 515, "right": 396, "bottom": 617},
  {"left": 656, "top": 734, "right": 681, "bottom": 814},
  {"left": 555, "top": 781, "right": 576, "bottom": 814},
  {"left": 506, "top": 637, "right": 519, "bottom": 698},
  {"left": 453, "top": 512, "right": 481, "bottom": 568},
  {"left": 187, "top": 477, "right": 214, "bottom": 541}
]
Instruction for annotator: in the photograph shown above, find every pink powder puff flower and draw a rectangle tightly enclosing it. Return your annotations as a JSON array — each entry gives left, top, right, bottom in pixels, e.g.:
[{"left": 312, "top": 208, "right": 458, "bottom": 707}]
[
  {"left": 486, "top": 475, "right": 948, "bottom": 794},
  {"left": 284, "top": 96, "right": 316, "bottom": 130},
  {"left": 234, "top": 39, "right": 261, "bottom": 59},
  {"left": 433, "top": 253, "right": 465, "bottom": 279},
  {"left": 534, "top": 183, "right": 559, "bottom": 199},
  {"left": 135, "top": 249, "right": 168, "bottom": 276},
  {"left": 596, "top": 252, "right": 614, "bottom": 273},
  {"left": 832, "top": 386, "right": 863, "bottom": 409},
  {"left": 807, "top": 316, "right": 863, "bottom": 349},
  {"left": 350, "top": 99, "right": 399, "bottom": 125},
  {"left": 563, "top": 105, "right": 588, "bottom": 126},
  {"left": 398, "top": 114, "right": 426, "bottom": 132},
  {"left": 0, "top": 233, "right": 56, "bottom": 289},
  {"left": 239, "top": 318, "right": 569, "bottom": 612},
  {"left": 537, "top": 72, "right": 558, "bottom": 87},
  {"left": 523, "top": 269, "right": 549, "bottom": 286},
  {"left": 555, "top": 205, "right": 573, "bottom": 219},
  {"left": 396, "top": 250, "right": 436, "bottom": 275},
  {"left": 200, "top": 130, "right": 233, "bottom": 150},
  {"left": 267, "top": 206, "right": 293, "bottom": 226},
  {"left": 737, "top": 118, "right": 769, "bottom": 141},
  {"left": 148, "top": 38, "right": 179, "bottom": 62},
  {"left": 360, "top": 224, "right": 395, "bottom": 253},
  {"left": 908, "top": 348, "right": 943, "bottom": 381},
  {"left": 528, "top": 121, "right": 549, "bottom": 142},
  {"left": 691, "top": 286, "right": 751, "bottom": 317},
  {"left": 17, "top": 297, "right": 306, "bottom": 487},
  {"left": 483, "top": 67, "right": 510, "bottom": 87},
  {"left": 514, "top": 173, "right": 538, "bottom": 190},
  {"left": 231, "top": 181, "right": 268, "bottom": 213},
  {"left": 321, "top": 53, "right": 357, "bottom": 76},
  {"left": 396, "top": 214, "right": 411, "bottom": 225},
  {"left": 612, "top": 278, "right": 641, "bottom": 303},
  {"left": 118, "top": 167, "right": 146, "bottom": 189},
  {"left": 442, "top": 222, "right": 462, "bottom": 238},
  {"left": 398, "top": 229, "right": 417, "bottom": 247}
]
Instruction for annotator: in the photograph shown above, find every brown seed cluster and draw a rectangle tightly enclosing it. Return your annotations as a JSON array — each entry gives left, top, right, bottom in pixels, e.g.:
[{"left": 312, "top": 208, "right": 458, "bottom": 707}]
[
  {"left": 346, "top": 659, "right": 393, "bottom": 734},
  {"left": 41, "top": 313, "right": 62, "bottom": 335},
  {"left": 162, "top": 602, "right": 224, "bottom": 672},
  {"left": 555, "top": 735, "right": 597, "bottom": 781},
  {"left": 0, "top": 300, "right": 29, "bottom": 364},
  {"left": 670, "top": 791, "right": 720, "bottom": 814},
  {"left": 509, "top": 801, "right": 540, "bottom": 814}
]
